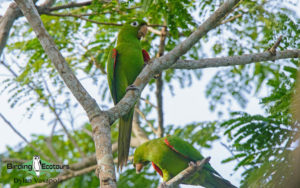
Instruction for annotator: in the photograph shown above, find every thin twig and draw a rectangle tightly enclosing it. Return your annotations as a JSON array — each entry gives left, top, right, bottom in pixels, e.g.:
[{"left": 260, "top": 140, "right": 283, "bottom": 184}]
[
  {"left": 140, "top": 97, "right": 158, "bottom": 109},
  {"left": 45, "top": 137, "right": 61, "bottom": 162},
  {"left": 221, "top": 13, "right": 242, "bottom": 24},
  {"left": 268, "top": 35, "right": 283, "bottom": 55},
  {"left": 44, "top": 12, "right": 123, "bottom": 26},
  {"left": 148, "top": 24, "right": 166, "bottom": 27},
  {"left": 134, "top": 108, "right": 158, "bottom": 136},
  {"left": 1, "top": 158, "right": 28, "bottom": 163},
  {"left": 44, "top": 12, "right": 164, "bottom": 29},
  {"left": 48, "top": 1, "right": 93, "bottom": 11},
  {"left": 220, "top": 142, "right": 247, "bottom": 171},
  {"left": 148, "top": 27, "right": 162, "bottom": 35},
  {"left": 20, "top": 165, "right": 98, "bottom": 188},
  {"left": 82, "top": 127, "right": 93, "bottom": 137}
]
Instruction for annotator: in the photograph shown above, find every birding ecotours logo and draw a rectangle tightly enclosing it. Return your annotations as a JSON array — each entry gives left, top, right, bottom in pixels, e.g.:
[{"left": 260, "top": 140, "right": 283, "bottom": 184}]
[
  {"left": 6, "top": 155, "right": 69, "bottom": 177},
  {"left": 32, "top": 155, "right": 41, "bottom": 177}
]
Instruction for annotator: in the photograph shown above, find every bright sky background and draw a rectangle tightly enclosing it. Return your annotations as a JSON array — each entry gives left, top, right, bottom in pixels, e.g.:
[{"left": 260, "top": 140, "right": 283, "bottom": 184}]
[{"left": 0, "top": 0, "right": 299, "bottom": 187}]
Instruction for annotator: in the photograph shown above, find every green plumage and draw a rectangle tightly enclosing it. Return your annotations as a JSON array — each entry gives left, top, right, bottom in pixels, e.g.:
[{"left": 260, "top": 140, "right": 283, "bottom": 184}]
[
  {"left": 107, "top": 19, "right": 147, "bottom": 169},
  {"left": 134, "top": 135, "right": 236, "bottom": 188}
]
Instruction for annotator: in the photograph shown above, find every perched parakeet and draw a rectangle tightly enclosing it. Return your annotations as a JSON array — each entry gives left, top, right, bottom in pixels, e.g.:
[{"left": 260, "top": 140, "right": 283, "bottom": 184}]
[
  {"left": 107, "top": 19, "right": 150, "bottom": 169},
  {"left": 133, "top": 135, "right": 237, "bottom": 188}
]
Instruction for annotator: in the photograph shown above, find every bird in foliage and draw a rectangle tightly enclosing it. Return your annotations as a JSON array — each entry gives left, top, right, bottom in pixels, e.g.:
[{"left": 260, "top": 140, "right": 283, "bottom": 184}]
[
  {"left": 107, "top": 19, "right": 150, "bottom": 170},
  {"left": 133, "top": 135, "right": 237, "bottom": 188}
]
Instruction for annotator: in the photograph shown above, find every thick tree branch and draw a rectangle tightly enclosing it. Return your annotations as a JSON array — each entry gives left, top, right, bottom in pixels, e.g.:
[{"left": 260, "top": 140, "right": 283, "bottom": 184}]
[
  {"left": 107, "top": 0, "right": 241, "bottom": 124},
  {"left": 158, "top": 157, "right": 211, "bottom": 188},
  {"left": 14, "top": 0, "right": 116, "bottom": 187},
  {"left": 0, "top": 3, "right": 22, "bottom": 57},
  {"left": 172, "top": 49, "right": 300, "bottom": 69}
]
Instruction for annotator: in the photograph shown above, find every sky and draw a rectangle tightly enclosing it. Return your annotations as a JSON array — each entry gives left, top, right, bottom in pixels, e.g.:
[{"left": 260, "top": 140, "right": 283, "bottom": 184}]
[{"left": 0, "top": 0, "right": 299, "bottom": 187}]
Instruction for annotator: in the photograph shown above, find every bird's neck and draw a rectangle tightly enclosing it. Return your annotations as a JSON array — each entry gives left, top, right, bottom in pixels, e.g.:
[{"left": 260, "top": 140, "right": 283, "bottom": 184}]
[{"left": 117, "top": 30, "right": 140, "bottom": 47}]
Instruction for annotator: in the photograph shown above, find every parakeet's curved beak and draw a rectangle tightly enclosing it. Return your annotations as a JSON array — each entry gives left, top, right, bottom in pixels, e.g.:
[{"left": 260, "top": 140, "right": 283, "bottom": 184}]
[
  {"left": 138, "top": 24, "right": 148, "bottom": 40},
  {"left": 135, "top": 163, "right": 144, "bottom": 174}
]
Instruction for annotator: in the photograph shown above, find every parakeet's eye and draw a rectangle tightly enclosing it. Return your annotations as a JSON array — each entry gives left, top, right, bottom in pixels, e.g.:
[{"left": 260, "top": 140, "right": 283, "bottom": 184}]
[{"left": 131, "top": 21, "right": 139, "bottom": 27}]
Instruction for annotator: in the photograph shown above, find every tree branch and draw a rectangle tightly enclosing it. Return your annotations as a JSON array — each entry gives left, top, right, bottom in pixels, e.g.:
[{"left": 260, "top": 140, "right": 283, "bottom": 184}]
[
  {"left": 171, "top": 49, "right": 300, "bottom": 69},
  {"left": 20, "top": 165, "right": 97, "bottom": 188},
  {"left": 0, "top": 2, "right": 22, "bottom": 57},
  {"left": 268, "top": 35, "right": 283, "bottom": 55},
  {"left": 0, "top": 0, "right": 56, "bottom": 57},
  {"left": 140, "top": 97, "right": 158, "bottom": 109},
  {"left": 43, "top": 12, "right": 123, "bottom": 26},
  {"left": 158, "top": 157, "right": 211, "bottom": 188},
  {"left": 48, "top": 0, "right": 92, "bottom": 11},
  {"left": 1, "top": 158, "right": 27, "bottom": 164},
  {"left": 155, "top": 26, "right": 167, "bottom": 138},
  {"left": 135, "top": 107, "right": 158, "bottom": 136},
  {"left": 14, "top": 0, "right": 116, "bottom": 187},
  {"left": 45, "top": 137, "right": 61, "bottom": 162},
  {"left": 221, "top": 142, "right": 247, "bottom": 171}
]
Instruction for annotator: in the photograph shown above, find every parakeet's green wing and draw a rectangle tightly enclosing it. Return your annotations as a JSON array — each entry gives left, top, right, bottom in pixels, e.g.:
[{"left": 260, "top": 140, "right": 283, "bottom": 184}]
[
  {"left": 165, "top": 136, "right": 204, "bottom": 161},
  {"left": 107, "top": 48, "right": 118, "bottom": 104},
  {"left": 165, "top": 136, "right": 221, "bottom": 176}
]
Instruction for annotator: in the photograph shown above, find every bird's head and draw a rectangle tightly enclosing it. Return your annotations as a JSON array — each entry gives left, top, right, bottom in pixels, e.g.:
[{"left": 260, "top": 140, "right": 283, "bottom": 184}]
[
  {"left": 119, "top": 19, "right": 148, "bottom": 40},
  {"left": 133, "top": 144, "right": 150, "bottom": 174}
]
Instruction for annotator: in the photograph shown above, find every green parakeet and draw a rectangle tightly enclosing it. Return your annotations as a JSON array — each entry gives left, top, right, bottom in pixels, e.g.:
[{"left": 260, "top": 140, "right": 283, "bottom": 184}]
[
  {"left": 133, "top": 135, "right": 237, "bottom": 188},
  {"left": 107, "top": 19, "right": 150, "bottom": 169}
]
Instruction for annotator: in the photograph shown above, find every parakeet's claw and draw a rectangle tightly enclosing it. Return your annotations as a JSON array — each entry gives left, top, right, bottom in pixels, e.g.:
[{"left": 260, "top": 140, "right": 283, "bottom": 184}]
[
  {"left": 126, "top": 84, "right": 139, "bottom": 92},
  {"left": 159, "top": 182, "right": 168, "bottom": 188},
  {"left": 154, "top": 74, "right": 160, "bottom": 79},
  {"left": 188, "top": 161, "right": 197, "bottom": 167}
]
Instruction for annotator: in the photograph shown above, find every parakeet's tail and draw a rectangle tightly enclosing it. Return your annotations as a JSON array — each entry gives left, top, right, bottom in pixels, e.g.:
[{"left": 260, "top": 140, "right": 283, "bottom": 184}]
[
  {"left": 118, "top": 108, "right": 134, "bottom": 170},
  {"left": 187, "top": 171, "right": 237, "bottom": 188},
  {"left": 208, "top": 174, "right": 237, "bottom": 188}
]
